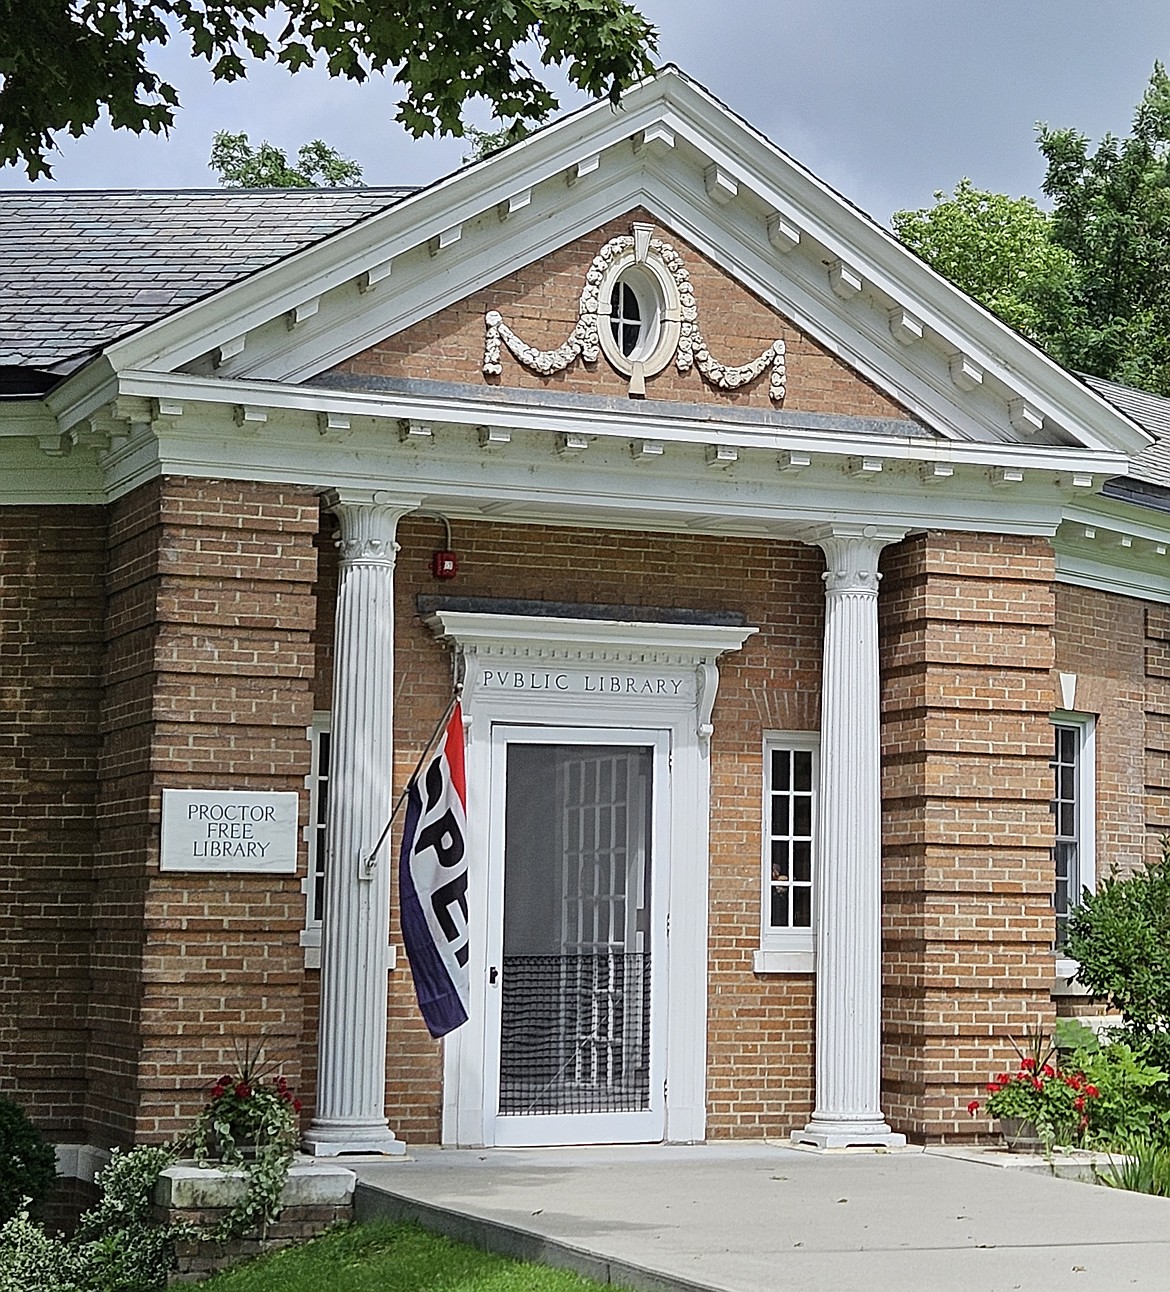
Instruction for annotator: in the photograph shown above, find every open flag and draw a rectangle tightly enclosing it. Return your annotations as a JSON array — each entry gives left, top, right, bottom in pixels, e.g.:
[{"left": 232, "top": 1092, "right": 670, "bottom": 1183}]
[{"left": 399, "top": 704, "right": 469, "bottom": 1038}]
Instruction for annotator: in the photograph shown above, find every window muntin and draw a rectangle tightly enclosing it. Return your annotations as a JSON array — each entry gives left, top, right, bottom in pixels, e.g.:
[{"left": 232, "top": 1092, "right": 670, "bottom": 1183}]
[
  {"left": 1051, "top": 715, "right": 1095, "bottom": 957},
  {"left": 768, "top": 748, "right": 814, "bottom": 930},
  {"left": 761, "top": 733, "right": 818, "bottom": 956},
  {"left": 610, "top": 280, "right": 642, "bottom": 357},
  {"left": 300, "top": 714, "right": 330, "bottom": 964},
  {"left": 310, "top": 723, "right": 330, "bottom": 924}
]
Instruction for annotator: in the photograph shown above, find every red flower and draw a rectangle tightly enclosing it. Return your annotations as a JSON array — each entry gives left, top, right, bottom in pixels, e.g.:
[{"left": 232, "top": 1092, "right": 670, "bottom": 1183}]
[
  {"left": 235, "top": 1082, "right": 251, "bottom": 1099},
  {"left": 967, "top": 1100, "right": 980, "bottom": 1115},
  {"left": 986, "top": 1082, "right": 999, "bottom": 1093},
  {"left": 219, "top": 1074, "right": 232, "bottom": 1085},
  {"left": 1032, "top": 1078, "right": 1043, "bottom": 1091},
  {"left": 211, "top": 1083, "right": 227, "bottom": 1100},
  {"left": 1074, "top": 1096, "right": 1085, "bottom": 1111},
  {"left": 1021, "top": 1058, "right": 1037, "bottom": 1071},
  {"left": 1085, "top": 1084, "right": 1099, "bottom": 1099},
  {"left": 995, "top": 1073, "right": 1010, "bottom": 1085},
  {"left": 1041, "top": 1064, "right": 1055, "bottom": 1078},
  {"left": 276, "top": 1076, "right": 288, "bottom": 1092},
  {"left": 293, "top": 1098, "right": 303, "bottom": 1113}
]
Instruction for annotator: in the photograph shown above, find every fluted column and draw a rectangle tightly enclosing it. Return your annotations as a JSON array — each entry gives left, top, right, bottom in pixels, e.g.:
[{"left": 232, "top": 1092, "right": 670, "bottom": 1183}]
[
  {"left": 303, "top": 492, "right": 416, "bottom": 1156},
  {"left": 795, "top": 525, "right": 906, "bottom": 1149}
]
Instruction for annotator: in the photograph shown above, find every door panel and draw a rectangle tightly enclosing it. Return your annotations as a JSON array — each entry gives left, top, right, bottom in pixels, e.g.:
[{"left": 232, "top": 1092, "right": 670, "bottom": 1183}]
[{"left": 486, "top": 729, "right": 667, "bottom": 1145}]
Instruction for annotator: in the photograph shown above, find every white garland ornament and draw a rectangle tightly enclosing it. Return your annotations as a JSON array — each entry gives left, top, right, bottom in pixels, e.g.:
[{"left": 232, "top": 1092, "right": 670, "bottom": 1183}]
[{"left": 483, "top": 230, "right": 786, "bottom": 403}]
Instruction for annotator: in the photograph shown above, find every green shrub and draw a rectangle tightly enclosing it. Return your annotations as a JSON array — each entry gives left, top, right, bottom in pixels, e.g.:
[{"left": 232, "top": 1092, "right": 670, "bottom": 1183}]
[
  {"left": 0, "top": 1102, "right": 57, "bottom": 1224},
  {"left": 1065, "top": 849, "right": 1170, "bottom": 1039},
  {"left": 72, "top": 1145, "right": 180, "bottom": 1291},
  {"left": 0, "top": 1144, "right": 179, "bottom": 1292},
  {"left": 1070, "top": 1038, "right": 1170, "bottom": 1147},
  {"left": 1099, "top": 1141, "right": 1170, "bottom": 1195},
  {"left": 0, "top": 1208, "right": 83, "bottom": 1292}
]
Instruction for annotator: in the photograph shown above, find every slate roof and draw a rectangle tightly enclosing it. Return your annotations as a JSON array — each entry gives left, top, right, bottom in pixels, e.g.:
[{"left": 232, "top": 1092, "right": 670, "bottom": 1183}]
[
  {"left": 0, "top": 187, "right": 412, "bottom": 372},
  {"left": 1081, "top": 373, "right": 1170, "bottom": 489}
]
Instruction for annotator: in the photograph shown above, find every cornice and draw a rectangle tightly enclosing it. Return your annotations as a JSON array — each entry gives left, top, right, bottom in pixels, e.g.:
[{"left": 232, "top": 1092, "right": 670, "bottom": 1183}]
[
  {"left": 106, "top": 370, "right": 1128, "bottom": 478},
  {"left": 425, "top": 608, "right": 758, "bottom": 660}
]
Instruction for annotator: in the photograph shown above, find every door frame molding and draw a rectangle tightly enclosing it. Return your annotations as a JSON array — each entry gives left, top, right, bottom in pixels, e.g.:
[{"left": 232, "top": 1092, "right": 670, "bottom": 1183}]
[{"left": 423, "top": 608, "right": 757, "bottom": 1147}]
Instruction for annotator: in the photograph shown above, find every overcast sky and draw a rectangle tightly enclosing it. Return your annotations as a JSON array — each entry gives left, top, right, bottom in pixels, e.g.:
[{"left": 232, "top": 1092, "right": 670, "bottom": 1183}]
[{"left": 3, "top": 1, "right": 1170, "bottom": 224}]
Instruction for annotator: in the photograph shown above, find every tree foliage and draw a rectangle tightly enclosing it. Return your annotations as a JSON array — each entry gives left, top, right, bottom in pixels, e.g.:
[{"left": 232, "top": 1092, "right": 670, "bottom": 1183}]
[
  {"left": 0, "top": 0, "right": 657, "bottom": 178},
  {"left": 894, "top": 64, "right": 1170, "bottom": 397},
  {"left": 892, "top": 179, "right": 1075, "bottom": 345},
  {"left": 209, "top": 130, "right": 363, "bottom": 186},
  {"left": 1038, "top": 62, "right": 1170, "bottom": 396}
]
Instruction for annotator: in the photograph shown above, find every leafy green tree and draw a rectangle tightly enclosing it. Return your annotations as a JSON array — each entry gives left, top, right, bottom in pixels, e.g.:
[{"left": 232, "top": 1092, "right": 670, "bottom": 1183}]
[
  {"left": 461, "top": 122, "right": 533, "bottom": 165},
  {"left": 1038, "top": 62, "right": 1170, "bottom": 396},
  {"left": 0, "top": 0, "right": 657, "bottom": 179},
  {"left": 892, "top": 179, "right": 1075, "bottom": 345},
  {"left": 209, "top": 130, "right": 363, "bottom": 187},
  {"left": 896, "top": 65, "right": 1170, "bottom": 396}
]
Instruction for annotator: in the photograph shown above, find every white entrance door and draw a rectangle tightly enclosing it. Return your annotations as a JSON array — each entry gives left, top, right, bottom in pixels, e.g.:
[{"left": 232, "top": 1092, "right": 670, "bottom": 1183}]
[{"left": 483, "top": 725, "right": 669, "bottom": 1146}]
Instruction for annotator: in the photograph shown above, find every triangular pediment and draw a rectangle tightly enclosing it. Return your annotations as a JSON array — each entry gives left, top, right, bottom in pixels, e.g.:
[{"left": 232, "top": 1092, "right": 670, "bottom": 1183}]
[{"left": 86, "top": 68, "right": 1145, "bottom": 458}]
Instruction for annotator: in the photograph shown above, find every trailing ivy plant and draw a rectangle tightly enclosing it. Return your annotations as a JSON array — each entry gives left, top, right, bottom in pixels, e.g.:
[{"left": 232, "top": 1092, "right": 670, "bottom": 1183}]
[{"left": 185, "top": 1038, "right": 302, "bottom": 1240}]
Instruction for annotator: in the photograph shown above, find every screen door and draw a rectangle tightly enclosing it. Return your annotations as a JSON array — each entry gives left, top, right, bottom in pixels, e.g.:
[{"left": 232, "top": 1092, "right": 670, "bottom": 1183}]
[{"left": 485, "top": 727, "right": 667, "bottom": 1145}]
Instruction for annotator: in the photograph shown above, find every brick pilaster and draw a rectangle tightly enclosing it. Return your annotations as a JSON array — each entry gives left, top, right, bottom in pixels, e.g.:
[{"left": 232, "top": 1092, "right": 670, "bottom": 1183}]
[{"left": 879, "top": 532, "right": 1057, "bottom": 1141}]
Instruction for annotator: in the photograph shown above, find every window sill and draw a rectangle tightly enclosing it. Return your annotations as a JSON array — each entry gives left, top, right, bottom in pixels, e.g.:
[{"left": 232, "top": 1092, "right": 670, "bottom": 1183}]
[
  {"left": 753, "top": 948, "right": 815, "bottom": 975},
  {"left": 1052, "top": 957, "right": 1087, "bottom": 997}
]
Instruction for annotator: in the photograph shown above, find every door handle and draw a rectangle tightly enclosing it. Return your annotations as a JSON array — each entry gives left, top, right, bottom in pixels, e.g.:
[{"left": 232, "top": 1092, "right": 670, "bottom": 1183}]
[{"left": 489, "top": 966, "right": 499, "bottom": 985}]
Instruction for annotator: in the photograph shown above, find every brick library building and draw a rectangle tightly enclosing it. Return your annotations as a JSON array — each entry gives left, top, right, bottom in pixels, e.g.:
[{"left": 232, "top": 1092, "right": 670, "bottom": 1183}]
[{"left": 3, "top": 69, "right": 1169, "bottom": 1187}]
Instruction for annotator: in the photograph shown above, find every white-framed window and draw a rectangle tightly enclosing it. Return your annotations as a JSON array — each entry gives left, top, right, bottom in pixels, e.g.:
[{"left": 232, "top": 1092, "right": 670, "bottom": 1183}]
[
  {"left": 1051, "top": 713, "right": 1095, "bottom": 978},
  {"left": 300, "top": 712, "right": 397, "bottom": 972},
  {"left": 299, "top": 713, "right": 331, "bottom": 967},
  {"left": 754, "top": 732, "right": 818, "bottom": 974}
]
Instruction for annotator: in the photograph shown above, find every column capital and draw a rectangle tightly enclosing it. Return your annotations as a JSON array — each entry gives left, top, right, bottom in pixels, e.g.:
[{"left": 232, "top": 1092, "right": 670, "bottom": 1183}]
[
  {"left": 322, "top": 489, "right": 422, "bottom": 567},
  {"left": 800, "top": 524, "right": 908, "bottom": 597}
]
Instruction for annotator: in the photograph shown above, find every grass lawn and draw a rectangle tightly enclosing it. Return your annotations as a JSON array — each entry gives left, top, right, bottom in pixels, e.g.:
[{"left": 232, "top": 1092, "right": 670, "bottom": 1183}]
[{"left": 201, "top": 1221, "right": 618, "bottom": 1292}]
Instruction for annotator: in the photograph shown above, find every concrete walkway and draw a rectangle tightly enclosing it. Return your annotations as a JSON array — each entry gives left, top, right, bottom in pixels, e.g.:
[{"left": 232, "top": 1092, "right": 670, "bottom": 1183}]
[{"left": 354, "top": 1142, "right": 1170, "bottom": 1292}]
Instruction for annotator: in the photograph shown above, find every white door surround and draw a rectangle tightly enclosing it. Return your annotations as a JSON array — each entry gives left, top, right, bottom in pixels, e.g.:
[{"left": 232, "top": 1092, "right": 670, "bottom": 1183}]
[{"left": 424, "top": 606, "right": 757, "bottom": 1147}]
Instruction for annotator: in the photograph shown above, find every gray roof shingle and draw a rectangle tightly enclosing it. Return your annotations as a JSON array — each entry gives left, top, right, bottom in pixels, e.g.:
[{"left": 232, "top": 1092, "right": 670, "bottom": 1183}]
[
  {"left": 0, "top": 188, "right": 411, "bottom": 370},
  {"left": 1081, "top": 373, "right": 1170, "bottom": 489}
]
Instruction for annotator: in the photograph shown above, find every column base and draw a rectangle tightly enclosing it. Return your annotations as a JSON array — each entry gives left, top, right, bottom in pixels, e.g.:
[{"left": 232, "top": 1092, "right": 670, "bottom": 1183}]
[
  {"left": 792, "top": 1117, "right": 906, "bottom": 1150},
  {"left": 302, "top": 1119, "right": 407, "bottom": 1158}
]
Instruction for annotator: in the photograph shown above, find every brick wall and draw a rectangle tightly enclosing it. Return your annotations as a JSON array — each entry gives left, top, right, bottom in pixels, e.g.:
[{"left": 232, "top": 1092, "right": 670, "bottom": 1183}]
[
  {"left": 0, "top": 506, "right": 105, "bottom": 1135},
  {"left": 1053, "top": 583, "right": 1147, "bottom": 876},
  {"left": 327, "top": 207, "right": 910, "bottom": 421},
  {"left": 879, "top": 532, "right": 1058, "bottom": 1142},
  {"left": 94, "top": 478, "right": 319, "bottom": 1145}
]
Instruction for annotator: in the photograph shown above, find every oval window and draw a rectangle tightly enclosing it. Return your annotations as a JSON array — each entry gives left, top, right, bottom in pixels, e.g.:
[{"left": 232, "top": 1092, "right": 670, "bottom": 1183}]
[
  {"left": 610, "top": 279, "right": 643, "bottom": 357},
  {"left": 595, "top": 242, "right": 681, "bottom": 388}
]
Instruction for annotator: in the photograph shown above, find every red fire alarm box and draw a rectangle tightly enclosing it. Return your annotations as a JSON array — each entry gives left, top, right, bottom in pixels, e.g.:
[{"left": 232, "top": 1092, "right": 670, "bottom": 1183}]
[{"left": 432, "top": 550, "right": 458, "bottom": 579}]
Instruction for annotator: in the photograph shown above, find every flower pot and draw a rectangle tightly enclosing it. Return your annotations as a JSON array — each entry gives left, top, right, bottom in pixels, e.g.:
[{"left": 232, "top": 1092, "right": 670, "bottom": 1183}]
[
  {"left": 997, "top": 1116, "right": 1044, "bottom": 1152},
  {"left": 207, "top": 1129, "right": 260, "bottom": 1162}
]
